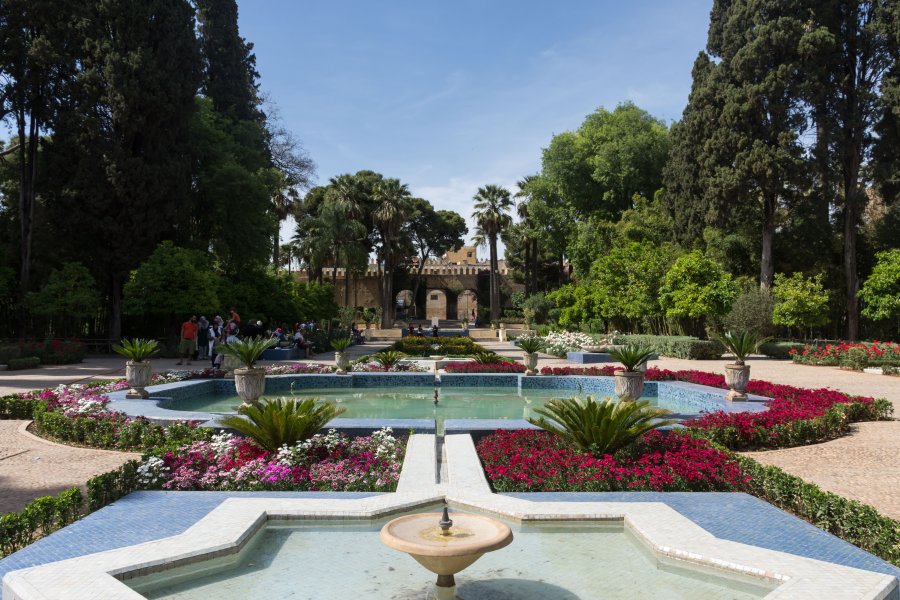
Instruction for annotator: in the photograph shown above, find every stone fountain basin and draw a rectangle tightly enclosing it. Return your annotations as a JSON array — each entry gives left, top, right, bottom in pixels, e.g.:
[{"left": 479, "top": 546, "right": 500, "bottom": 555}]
[{"left": 380, "top": 512, "right": 512, "bottom": 576}]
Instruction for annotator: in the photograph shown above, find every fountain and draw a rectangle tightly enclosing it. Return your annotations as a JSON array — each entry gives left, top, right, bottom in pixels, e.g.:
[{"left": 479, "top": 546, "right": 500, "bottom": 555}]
[{"left": 380, "top": 505, "right": 513, "bottom": 600}]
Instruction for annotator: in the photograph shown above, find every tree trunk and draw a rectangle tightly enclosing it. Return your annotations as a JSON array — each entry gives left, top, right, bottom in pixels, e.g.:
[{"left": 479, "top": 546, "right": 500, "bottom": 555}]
[
  {"left": 489, "top": 235, "right": 500, "bottom": 322},
  {"left": 381, "top": 239, "right": 393, "bottom": 328},
  {"left": 760, "top": 194, "right": 776, "bottom": 289},
  {"left": 523, "top": 240, "right": 531, "bottom": 296},
  {"left": 411, "top": 255, "right": 426, "bottom": 319},
  {"left": 108, "top": 274, "right": 123, "bottom": 341},
  {"left": 531, "top": 239, "right": 539, "bottom": 292},
  {"left": 17, "top": 109, "right": 39, "bottom": 335},
  {"left": 844, "top": 188, "right": 860, "bottom": 340},
  {"left": 272, "top": 231, "right": 280, "bottom": 267}
]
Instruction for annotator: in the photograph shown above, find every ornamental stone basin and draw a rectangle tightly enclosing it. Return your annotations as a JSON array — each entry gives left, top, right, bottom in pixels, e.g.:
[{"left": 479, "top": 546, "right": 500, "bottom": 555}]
[{"left": 380, "top": 508, "right": 513, "bottom": 600}]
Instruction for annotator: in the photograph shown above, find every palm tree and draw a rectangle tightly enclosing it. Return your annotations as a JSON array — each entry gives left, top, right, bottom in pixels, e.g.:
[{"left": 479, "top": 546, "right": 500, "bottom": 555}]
[
  {"left": 472, "top": 184, "right": 513, "bottom": 322},
  {"left": 373, "top": 178, "right": 411, "bottom": 327},
  {"left": 515, "top": 175, "right": 541, "bottom": 294}
]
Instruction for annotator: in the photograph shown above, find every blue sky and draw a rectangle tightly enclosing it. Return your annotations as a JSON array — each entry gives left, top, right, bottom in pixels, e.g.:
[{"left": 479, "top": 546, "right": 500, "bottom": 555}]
[{"left": 239, "top": 0, "right": 713, "bottom": 244}]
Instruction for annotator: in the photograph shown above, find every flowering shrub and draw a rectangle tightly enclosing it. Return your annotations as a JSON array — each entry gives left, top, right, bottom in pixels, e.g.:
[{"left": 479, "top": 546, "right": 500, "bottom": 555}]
[
  {"left": 790, "top": 341, "right": 900, "bottom": 369},
  {"left": 15, "top": 338, "right": 86, "bottom": 364},
  {"left": 350, "top": 361, "right": 428, "bottom": 372},
  {"left": 478, "top": 429, "right": 746, "bottom": 493},
  {"left": 20, "top": 382, "right": 207, "bottom": 451},
  {"left": 142, "top": 428, "right": 405, "bottom": 492},
  {"left": 443, "top": 361, "right": 526, "bottom": 373},
  {"left": 536, "top": 331, "right": 594, "bottom": 357}
]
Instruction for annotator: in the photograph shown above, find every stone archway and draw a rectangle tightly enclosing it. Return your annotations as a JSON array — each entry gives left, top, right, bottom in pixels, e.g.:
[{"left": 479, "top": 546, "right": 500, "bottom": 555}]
[
  {"left": 456, "top": 290, "right": 478, "bottom": 321},
  {"left": 425, "top": 289, "right": 447, "bottom": 321}
]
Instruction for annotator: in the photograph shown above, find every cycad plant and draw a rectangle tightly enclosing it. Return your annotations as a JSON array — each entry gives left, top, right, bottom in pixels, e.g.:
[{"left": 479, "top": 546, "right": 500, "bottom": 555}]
[
  {"left": 607, "top": 344, "right": 654, "bottom": 372},
  {"left": 218, "top": 336, "right": 277, "bottom": 369},
  {"left": 528, "top": 396, "right": 675, "bottom": 456},
  {"left": 221, "top": 398, "right": 345, "bottom": 452},
  {"left": 473, "top": 350, "right": 504, "bottom": 364},
  {"left": 113, "top": 338, "right": 160, "bottom": 362},
  {"left": 373, "top": 350, "right": 405, "bottom": 369},
  {"left": 517, "top": 336, "right": 544, "bottom": 354},
  {"left": 715, "top": 330, "right": 768, "bottom": 366},
  {"left": 330, "top": 337, "right": 352, "bottom": 352}
]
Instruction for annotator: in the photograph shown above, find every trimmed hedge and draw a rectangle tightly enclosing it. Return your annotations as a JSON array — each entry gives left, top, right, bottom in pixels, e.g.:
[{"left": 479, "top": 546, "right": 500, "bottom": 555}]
[
  {"left": 612, "top": 334, "right": 724, "bottom": 360},
  {"left": 759, "top": 341, "right": 805, "bottom": 359},
  {"left": 0, "top": 488, "right": 83, "bottom": 558},
  {"left": 0, "top": 395, "right": 40, "bottom": 419},
  {"left": 732, "top": 449, "right": 900, "bottom": 566},
  {"left": 7, "top": 356, "right": 41, "bottom": 370},
  {"left": 87, "top": 460, "right": 141, "bottom": 511}
]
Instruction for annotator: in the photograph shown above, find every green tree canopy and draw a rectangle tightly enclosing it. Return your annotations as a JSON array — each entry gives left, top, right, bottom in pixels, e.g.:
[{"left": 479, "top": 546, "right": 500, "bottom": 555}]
[
  {"left": 542, "top": 102, "right": 670, "bottom": 221},
  {"left": 123, "top": 241, "right": 219, "bottom": 319},
  {"left": 589, "top": 241, "right": 671, "bottom": 331},
  {"left": 26, "top": 262, "right": 100, "bottom": 319},
  {"left": 659, "top": 251, "right": 738, "bottom": 323},
  {"left": 771, "top": 272, "right": 830, "bottom": 331},
  {"left": 859, "top": 250, "right": 900, "bottom": 323}
]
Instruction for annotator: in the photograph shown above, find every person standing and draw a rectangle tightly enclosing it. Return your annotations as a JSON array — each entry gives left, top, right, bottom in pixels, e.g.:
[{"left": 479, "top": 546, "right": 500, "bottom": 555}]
[
  {"left": 197, "top": 315, "right": 209, "bottom": 359},
  {"left": 176, "top": 315, "right": 199, "bottom": 366},
  {"left": 208, "top": 318, "right": 221, "bottom": 365}
]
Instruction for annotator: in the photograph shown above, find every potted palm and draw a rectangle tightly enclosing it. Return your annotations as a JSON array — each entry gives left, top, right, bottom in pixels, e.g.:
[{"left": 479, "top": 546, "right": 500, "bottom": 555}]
[
  {"left": 607, "top": 344, "right": 654, "bottom": 400},
  {"left": 113, "top": 338, "right": 160, "bottom": 399},
  {"left": 517, "top": 336, "right": 544, "bottom": 375},
  {"left": 218, "top": 336, "right": 277, "bottom": 406},
  {"left": 716, "top": 330, "right": 767, "bottom": 401},
  {"left": 331, "top": 337, "right": 353, "bottom": 374}
]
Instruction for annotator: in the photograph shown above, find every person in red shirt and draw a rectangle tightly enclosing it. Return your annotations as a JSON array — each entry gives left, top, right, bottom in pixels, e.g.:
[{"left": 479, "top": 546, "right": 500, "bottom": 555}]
[
  {"left": 177, "top": 315, "right": 199, "bottom": 366},
  {"left": 229, "top": 308, "right": 241, "bottom": 324}
]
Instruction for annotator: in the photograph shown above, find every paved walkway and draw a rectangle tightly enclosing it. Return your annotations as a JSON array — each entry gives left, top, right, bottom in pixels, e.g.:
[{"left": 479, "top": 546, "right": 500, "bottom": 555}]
[
  {"left": 0, "top": 421, "right": 140, "bottom": 514},
  {"left": 2, "top": 342, "right": 898, "bottom": 520}
]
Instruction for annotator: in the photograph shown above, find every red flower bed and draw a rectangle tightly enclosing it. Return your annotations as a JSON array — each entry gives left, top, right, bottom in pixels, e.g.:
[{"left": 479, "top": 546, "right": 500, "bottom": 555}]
[
  {"left": 790, "top": 341, "right": 900, "bottom": 367},
  {"left": 444, "top": 361, "right": 526, "bottom": 373},
  {"left": 536, "top": 366, "right": 888, "bottom": 449},
  {"left": 477, "top": 429, "right": 747, "bottom": 493}
]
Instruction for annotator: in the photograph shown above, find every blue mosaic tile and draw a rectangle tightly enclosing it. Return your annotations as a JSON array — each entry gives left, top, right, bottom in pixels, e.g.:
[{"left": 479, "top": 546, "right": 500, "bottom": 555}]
[
  {"left": 439, "top": 374, "right": 520, "bottom": 387},
  {"left": 504, "top": 492, "right": 900, "bottom": 580},
  {"left": 350, "top": 373, "right": 436, "bottom": 387}
]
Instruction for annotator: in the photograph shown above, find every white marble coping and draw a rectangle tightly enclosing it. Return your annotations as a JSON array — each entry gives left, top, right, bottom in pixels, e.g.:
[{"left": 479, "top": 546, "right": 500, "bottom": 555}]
[{"left": 3, "top": 434, "right": 898, "bottom": 600}]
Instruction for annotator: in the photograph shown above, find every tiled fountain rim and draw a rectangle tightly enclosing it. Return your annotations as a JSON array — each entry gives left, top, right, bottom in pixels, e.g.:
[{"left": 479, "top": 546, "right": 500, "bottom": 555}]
[
  {"left": 105, "top": 372, "right": 769, "bottom": 427},
  {"left": 2, "top": 434, "right": 897, "bottom": 600}
]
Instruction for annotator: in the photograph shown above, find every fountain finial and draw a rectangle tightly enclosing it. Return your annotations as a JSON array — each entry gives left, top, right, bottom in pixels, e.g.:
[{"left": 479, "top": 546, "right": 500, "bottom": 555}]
[{"left": 438, "top": 505, "right": 453, "bottom": 535}]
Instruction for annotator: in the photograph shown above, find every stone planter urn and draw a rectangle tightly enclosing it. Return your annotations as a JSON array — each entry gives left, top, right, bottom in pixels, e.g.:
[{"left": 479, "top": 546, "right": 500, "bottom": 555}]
[
  {"left": 125, "top": 361, "right": 153, "bottom": 399},
  {"left": 234, "top": 367, "right": 266, "bottom": 406},
  {"left": 614, "top": 370, "right": 645, "bottom": 400},
  {"left": 222, "top": 355, "right": 242, "bottom": 378},
  {"left": 335, "top": 351, "right": 350, "bottom": 374},
  {"left": 724, "top": 364, "right": 751, "bottom": 401},
  {"left": 523, "top": 352, "right": 539, "bottom": 375}
]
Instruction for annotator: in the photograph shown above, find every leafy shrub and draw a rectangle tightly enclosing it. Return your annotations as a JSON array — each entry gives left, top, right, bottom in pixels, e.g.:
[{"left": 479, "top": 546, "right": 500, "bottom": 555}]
[
  {"left": 0, "top": 344, "right": 21, "bottom": 364},
  {"left": 0, "top": 488, "right": 83, "bottom": 558},
  {"left": 221, "top": 398, "right": 345, "bottom": 452},
  {"left": 723, "top": 286, "right": 775, "bottom": 336},
  {"left": 791, "top": 341, "right": 900, "bottom": 368},
  {"left": 612, "top": 334, "right": 723, "bottom": 359},
  {"left": 529, "top": 396, "right": 674, "bottom": 455},
  {"left": 87, "top": 461, "right": 140, "bottom": 511},
  {"left": 0, "top": 395, "right": 41, "bottom": 419},
  {"left": 391, "top": 336, "right": 478, "bottom": 355},
  {"left": 840, "top": 346, "right": 871, "bottom": 371},
  {"left": 758, "top": 341, "right": 805, "bottom": 359},
  {"left": 7, "top": 356, "right": 41, "bottom": 370}
]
